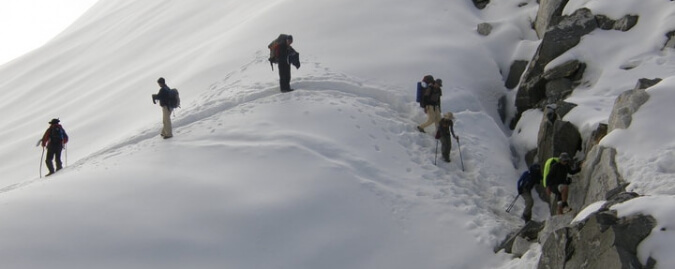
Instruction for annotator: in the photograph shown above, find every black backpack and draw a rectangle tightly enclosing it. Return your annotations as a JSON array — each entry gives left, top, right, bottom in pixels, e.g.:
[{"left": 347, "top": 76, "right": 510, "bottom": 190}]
[
  {"left": 417, "top": 75, "right": 434, "bottom": 106},
  {"left": 50, "top": 126, "right": 64, "bottom": 144},
  {"left": 167, "top": 88, "right": 180, "bottom": 109}
]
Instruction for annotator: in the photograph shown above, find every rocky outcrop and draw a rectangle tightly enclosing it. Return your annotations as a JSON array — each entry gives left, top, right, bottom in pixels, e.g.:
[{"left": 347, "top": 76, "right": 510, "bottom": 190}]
[
  {"left": 596, "top": 14, "right": 639, "bottom": 31},
  {"left": 607, "top": 80, "right": 656, "bottom": 132},
  {"left": 477, "top": 22, "right": 493, "bottom": 36},
  {"left": 538, "top": 194, "right": 656, "bottom": 269},
  {"left": 543, "top": 60, "right": 586, "bottom": 105},
  {"left": 502, "top": 0, "right": 660, "bottom": 265},
  {"left": 515, "top": 7, "right": 643, "bottom": 123},
  {"left": 471, "top": 0, "right": 490, "bottom": 10},
  {"left": 572, "top": 78, "right": 659, "bottom": 210},
  {"left": 569, "top": 146, "right": 626, "bottom": 211},
  {"left": 494, "top": 220, "right": 545, "bottom": 255},
  {"left": 505, "top": 60, "right": 529, "bottom": 90},
  {"left": 500, "top": 76, "right": 660, "bottom": 265},
  {"left": 534, "top": 0, "right": 569, "bottom": 38},
  {"left": 542, "top": 60, "right": 584, "bottom": 82},
  {"left": 536, "top": 105, "right": 582, "bottom": 163},
  {"left": 635, "top": 78, "right": 662, "bottom": 90},
  {"left": 665, "top": 30, "right": 675, "bottom": 49},
  {"left": 516, "top": 8, "right": 596, "bottom": 115},
  {"left": 583, "top": 123, "right": 607, "bottom": 155}
]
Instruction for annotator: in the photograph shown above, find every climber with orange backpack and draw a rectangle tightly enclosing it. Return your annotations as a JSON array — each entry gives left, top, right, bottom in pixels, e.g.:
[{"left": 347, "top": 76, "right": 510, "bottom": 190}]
[{"left": 268, "top": 34, "right": 300, "bottom": 92}]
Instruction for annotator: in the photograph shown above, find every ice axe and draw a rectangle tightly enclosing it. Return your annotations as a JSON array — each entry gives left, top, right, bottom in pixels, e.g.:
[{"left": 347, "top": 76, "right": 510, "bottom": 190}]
[
  {"left": 506, "top": 195, "right": 520, "bottom": 213},
  {"left": 456, "top": 137, "right": 464, "bottom": 172},
  {"left": 434, "top": 140, "right": 439, "bottom": 165}
]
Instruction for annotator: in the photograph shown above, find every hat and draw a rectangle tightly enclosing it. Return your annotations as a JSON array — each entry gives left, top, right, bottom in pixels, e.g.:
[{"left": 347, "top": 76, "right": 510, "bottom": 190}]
[
  {"left": 49, "top": 118, "right": 60, "bottom": 124},
  {"left": 157, "top": 77, "right": 165, "bottom": 84},
  {"left": 435, "top": 79, "right": 443, "bottom": 87},
  {"left": 443, "top": 112, "right": 454, "bottom": 120},
  {"left": 559, "top": 152, "right": 571, "bottom": 162}
]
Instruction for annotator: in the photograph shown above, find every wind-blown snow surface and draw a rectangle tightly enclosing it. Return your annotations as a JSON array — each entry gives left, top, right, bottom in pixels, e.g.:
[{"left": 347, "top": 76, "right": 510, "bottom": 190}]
[{"left": 1, "top": 0, "right": 674, "bottom": 268}]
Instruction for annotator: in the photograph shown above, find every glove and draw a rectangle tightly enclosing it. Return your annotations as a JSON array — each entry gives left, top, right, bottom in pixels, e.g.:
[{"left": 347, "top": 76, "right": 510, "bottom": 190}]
[{"left": 435, "top": 131, "right": 441, "bottom": 139}]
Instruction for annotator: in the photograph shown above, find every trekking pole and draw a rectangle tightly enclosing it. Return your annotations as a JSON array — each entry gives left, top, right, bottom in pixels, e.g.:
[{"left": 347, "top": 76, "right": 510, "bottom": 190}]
[
  {"left": 39, "top": 147, "right": 45, "bottom": 178},
  {"left": 434, "top": 140, "right": 439, "bottom": 165},
  {"left": 65, "top": 144, "right": 68, "bottom": 167},
  {"left": 456, "top": 137, "right": 465, "bottom": 172},
  {"left": 506, "top": 194, "right": 520, "bottom": 213}
]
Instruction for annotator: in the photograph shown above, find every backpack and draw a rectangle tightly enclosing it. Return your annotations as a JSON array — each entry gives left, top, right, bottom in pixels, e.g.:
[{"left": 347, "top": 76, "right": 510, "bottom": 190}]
[
  {"left": 417, "top": 75, "right": 434, "bottom": 106},
  {"left": 416, "top": 82, "right": 424, "bottom": 104},
  {"left": 529, "top": 163, "right": 542, "bottom": 183},
  {"left": 268, "top": 34, "right": 289, "bottom": 64},
  {"left": 517, "top": 171, "right": 531, "bottom": 194},
  {"left": 167, "top": 88, "right": 180, "bottom": 109},
  {"left": 542, "top": 158, "right": 558, "bottom": 187},
  {"left": 50, "top": 126, "right": 64, "bottom": 144},
  {"left": 517, "top": 163, "right": 542, "bottom": 193}
]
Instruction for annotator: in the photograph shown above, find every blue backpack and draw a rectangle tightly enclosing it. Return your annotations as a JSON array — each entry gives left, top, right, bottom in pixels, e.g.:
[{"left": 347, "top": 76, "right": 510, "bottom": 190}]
[
  {"left": 517, "top": 164, "right": 541, "bottom": 193},
  {"left": 517, "top": 171, "right": 531, "bottom": 193}
]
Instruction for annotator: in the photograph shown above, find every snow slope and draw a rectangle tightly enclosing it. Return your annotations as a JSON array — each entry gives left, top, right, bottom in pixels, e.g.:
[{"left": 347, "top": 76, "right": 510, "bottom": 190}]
[
  {"left": 0, "top": 0, "right": 534, "bottom": 268},
  {"left": 1, "top": 0, "right": 674, "bottom": 268}
]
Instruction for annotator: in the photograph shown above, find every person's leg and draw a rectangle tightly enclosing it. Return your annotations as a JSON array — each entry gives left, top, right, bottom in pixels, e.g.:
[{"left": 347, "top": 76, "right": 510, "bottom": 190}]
[
  {"left": 45, "top": 148, "right": 55, "bottom": 174},
  {"left": 522, "top": 191, "right": 534, "bottom": 222},
  {"left": 162, "top": 106, "right": 173, "bottom": 137},
  {"left": 441, "top": 136, "right": 450, "bottom": 161},
  {"left": 550, "top": 185, "right": 563, "bottom": 215},
  {"left": 54, "top": 148, "right": 63, "bottom": 171},
  {"left": 279, "top": 64, "right": 291, "bottom": 91},
  {"left": 559, "top": 184, "right": 569, "bottom": 211},
  {"left": 420, "top": 106, "right": 439, "bottom": 129}
]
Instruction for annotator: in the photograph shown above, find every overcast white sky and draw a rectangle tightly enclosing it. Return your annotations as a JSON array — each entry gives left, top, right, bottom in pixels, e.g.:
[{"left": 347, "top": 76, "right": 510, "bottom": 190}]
[{"left": 0, "top": 0, "right": 98, "bottom": 65}]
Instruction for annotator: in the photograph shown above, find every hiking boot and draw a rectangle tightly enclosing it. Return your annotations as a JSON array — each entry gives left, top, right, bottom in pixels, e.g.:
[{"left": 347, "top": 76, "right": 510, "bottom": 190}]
[
  {"left": 416, "top": 126, "right": 425, "bottom": 133},
  {"left": 163, "top": 135, "right": 173, "bottom": 139},
  {"left": 443, "top": 157, "right": 450, "bottom": 163},
  {"left": 45, "top": 172, "right": 55, "bottom": 177}
]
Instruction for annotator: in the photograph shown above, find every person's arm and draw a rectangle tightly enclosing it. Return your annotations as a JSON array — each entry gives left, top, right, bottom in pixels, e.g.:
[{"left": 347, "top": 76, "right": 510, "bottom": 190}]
[
  {"left": 156, "top": 87, "right": 170, "bottom": 106},
  {"left": 41, "top": 127, "right": 51, "bottom": 147},
  {"left": 450, "top": 120, "right": 458, "bottom": 139},
  {"left": 62, "top": 128, "right": 69, "bottom": 144},
  {"left": 569, "top": 163, "right": 582, "bottom": 175}
]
